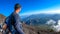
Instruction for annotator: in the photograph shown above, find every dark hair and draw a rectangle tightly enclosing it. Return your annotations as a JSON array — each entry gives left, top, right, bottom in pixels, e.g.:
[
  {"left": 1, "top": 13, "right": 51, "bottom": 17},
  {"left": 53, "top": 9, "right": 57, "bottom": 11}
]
[{"left": 14, "top": 3, "right": 21, "bottom": 10}]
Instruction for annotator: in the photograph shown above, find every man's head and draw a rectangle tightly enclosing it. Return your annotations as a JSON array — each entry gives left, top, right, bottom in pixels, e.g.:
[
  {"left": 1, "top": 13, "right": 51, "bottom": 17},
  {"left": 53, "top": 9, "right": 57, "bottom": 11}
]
[{"left": 14, "top": 3, "right": 21, "bottom": 13}]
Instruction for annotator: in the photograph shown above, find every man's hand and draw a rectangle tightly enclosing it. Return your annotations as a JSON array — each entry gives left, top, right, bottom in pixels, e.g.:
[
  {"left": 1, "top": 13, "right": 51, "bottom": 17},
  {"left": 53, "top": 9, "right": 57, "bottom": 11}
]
[{"left": 2, "top": 24, "right": 7, "bottom": 30}]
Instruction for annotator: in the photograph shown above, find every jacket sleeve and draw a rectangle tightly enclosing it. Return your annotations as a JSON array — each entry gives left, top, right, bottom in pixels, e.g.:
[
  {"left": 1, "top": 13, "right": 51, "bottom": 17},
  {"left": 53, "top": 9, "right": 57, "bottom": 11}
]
[{"left": 13, "top": 14, "right": 24, "bottom": 34}]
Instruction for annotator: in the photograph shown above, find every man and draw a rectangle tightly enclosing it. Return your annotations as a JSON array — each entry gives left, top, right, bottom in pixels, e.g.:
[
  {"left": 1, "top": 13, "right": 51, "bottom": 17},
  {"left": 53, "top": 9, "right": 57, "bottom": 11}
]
[{"left": 3, "top": 3, "right": 24, "bottom": 34}]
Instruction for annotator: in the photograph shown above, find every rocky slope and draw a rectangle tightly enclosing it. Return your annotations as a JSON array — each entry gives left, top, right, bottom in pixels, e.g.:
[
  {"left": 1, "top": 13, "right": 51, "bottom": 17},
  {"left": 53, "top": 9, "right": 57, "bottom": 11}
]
[{"left": 22, "top": 24, "right": 60, "bottom": 34}]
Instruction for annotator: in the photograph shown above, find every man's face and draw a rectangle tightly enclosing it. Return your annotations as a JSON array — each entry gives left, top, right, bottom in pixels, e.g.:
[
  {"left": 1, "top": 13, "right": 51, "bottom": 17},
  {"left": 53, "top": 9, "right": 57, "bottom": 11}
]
[{"left": 17, "top": 8, "right": 21, "bottom": 13}]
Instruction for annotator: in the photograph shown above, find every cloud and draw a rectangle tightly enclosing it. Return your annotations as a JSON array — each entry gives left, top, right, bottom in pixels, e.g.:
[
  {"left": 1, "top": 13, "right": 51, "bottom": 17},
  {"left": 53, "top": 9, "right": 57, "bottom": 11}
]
[
  {"left": 46, "top": 19, "right": 56, "bottom": 25},
  {"left": 46, "top": 19, "right": 60, "bottom": 32},
  {"left": 52, "top": 20, "right": 60, "bottom": 32}
]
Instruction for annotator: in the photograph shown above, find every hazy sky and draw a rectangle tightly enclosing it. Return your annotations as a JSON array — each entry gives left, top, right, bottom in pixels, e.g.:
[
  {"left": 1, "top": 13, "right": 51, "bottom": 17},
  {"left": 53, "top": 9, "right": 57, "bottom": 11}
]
[{"left": 0, "top": 0, "right": 60, "bottom": 16}]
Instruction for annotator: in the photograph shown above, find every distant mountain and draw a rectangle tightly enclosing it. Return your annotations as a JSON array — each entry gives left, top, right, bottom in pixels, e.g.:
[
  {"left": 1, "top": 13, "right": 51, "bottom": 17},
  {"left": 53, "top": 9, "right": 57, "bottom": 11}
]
[
  {"left": 0, "top": 14, "right": 6, "bottom": 19},
  {"left": 0, "top": 14, "right": 6, "bottom": 24},
  {"left": 21, "top": 14, "right": 60, "bottom": 26}
]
